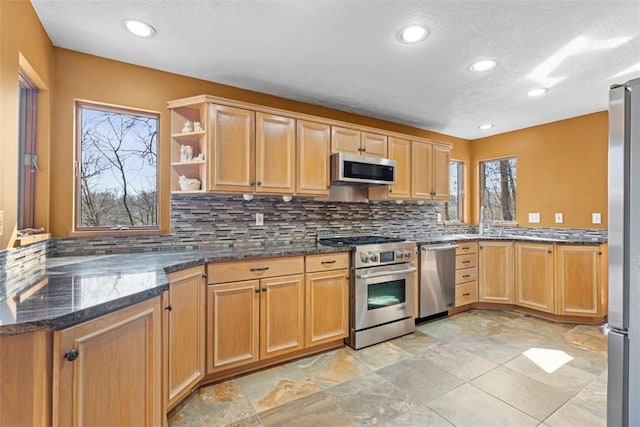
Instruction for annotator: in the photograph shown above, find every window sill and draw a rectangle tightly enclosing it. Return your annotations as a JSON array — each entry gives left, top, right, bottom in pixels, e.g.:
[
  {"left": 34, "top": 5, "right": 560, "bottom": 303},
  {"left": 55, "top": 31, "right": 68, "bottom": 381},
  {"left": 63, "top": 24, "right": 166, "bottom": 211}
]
[
  {"left": 15, "top": 233, "right": 51, "bottom": 247},
  {"left": 444, "top": 221, "right": 469, "bottom": 226}
]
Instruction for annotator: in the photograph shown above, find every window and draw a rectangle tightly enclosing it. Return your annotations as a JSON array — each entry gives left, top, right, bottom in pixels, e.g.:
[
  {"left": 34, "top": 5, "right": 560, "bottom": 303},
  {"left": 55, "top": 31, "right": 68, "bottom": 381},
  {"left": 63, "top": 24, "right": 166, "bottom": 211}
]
[
  {"left": 75, "top": 102, "right": 159, "bottom": 231},
  {"left": 18, "top": 70, "right": 38, "bottom": 229},
  {"left": 480, "top": 157, "right": 516, "bottom": 222},
  {"left": 445, "top": 160, "right": 464, "bottom": 223}
]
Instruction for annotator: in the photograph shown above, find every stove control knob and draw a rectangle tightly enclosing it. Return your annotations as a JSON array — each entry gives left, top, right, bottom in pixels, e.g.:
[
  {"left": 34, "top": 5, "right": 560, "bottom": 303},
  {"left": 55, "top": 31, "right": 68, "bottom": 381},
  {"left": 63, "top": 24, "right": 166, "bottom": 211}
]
[
  {"left": 369, "top": 252, "right": 379, "bottom": 262},
  {"left": 403, "top": 250, "right": 412, "bottom": 259},
  {"left": 395, "top": 251, "right": 402, "bottom": 260},
  {"left": 360, "top": 253, "right": 370, "bottom": 263}
]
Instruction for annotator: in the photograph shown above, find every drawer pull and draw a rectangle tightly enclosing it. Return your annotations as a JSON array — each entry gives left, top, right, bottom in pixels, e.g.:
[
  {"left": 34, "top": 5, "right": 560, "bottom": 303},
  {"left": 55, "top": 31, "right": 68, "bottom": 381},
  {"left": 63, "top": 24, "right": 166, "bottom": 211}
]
[
  {"left": 462, "top": 246, "right": 470, "bottom": 250},
  {"left": 462, "top": 274, "right": 471, "bottom": 278},
  {"left": 462, "top": 260, "right": 471, "bottom": 264},
  {"left": 462, "top": 292, "right": 471, "bottom": 297},
  {"left": 321, "top": 260, "right": 337, "bottom": 264},
  {"left": 250, "top": 267, "right": 269, "bottom": 272}
]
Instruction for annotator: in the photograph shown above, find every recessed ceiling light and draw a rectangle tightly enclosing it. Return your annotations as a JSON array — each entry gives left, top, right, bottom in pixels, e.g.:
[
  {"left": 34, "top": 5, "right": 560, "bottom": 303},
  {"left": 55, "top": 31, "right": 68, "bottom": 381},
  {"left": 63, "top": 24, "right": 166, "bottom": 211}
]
[
  {"left": 399, "top": 26, "right": 429, "bottom": 43},
  {"left": 123, "top": 19, "right": 156, "bottom": 38},
  {"left": 527, "top": 88, "right": 549, "bottom": 97},
  {"left": 469, "top": 60, "right": 497, "bottom": 72},
  {"left": 478, "top": 123, "right": 494, "bottom": 130}
]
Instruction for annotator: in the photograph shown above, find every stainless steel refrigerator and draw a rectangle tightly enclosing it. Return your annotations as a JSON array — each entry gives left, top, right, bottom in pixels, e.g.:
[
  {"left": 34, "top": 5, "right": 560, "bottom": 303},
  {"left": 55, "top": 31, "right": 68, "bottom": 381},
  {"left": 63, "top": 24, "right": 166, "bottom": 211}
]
[{"left": 608, "top": 77, "right": 640, "bottom": 427}]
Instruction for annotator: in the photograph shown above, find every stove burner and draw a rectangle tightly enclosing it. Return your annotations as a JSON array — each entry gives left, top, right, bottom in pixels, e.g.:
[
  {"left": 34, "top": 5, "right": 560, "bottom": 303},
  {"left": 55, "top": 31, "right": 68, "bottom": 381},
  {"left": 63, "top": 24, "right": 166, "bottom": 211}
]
[{"left": 318, "top": 235, "right": 406, "bottom": 247}]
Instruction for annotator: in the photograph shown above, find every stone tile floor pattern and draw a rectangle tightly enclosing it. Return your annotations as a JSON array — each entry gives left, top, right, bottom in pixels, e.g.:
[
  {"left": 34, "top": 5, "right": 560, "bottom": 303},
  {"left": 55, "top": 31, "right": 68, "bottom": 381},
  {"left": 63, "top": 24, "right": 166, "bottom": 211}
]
[{"left": 168, "top": 309, "right": 607, "bottom": 426}]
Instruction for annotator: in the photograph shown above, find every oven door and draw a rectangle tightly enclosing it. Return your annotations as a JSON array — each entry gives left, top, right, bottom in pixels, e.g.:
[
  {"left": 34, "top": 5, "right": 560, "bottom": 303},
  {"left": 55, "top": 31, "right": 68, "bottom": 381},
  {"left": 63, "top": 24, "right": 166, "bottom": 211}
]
[{"left": 354, "top": 263, "right": 416, "bottom": 331}]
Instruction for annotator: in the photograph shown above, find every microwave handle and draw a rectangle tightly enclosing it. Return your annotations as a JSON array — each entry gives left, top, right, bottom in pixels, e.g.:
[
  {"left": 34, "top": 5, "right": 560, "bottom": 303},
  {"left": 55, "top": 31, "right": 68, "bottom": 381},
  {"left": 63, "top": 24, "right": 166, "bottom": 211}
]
[{"left": 356, "top": 266, "right": 417, "bottom": 280}]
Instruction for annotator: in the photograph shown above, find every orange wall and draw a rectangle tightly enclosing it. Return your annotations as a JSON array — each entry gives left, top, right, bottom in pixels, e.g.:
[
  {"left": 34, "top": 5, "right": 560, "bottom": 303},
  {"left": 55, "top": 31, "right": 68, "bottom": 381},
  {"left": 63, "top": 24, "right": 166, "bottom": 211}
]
[
  {"left": 470, "top": 112, "right": 608, "bottom": 228},
  {"left": 50, "top": 48, "right": 470, "bottom": 237},
  {"left": 0, "top": 0, "right": 53, "bottom": 248}
]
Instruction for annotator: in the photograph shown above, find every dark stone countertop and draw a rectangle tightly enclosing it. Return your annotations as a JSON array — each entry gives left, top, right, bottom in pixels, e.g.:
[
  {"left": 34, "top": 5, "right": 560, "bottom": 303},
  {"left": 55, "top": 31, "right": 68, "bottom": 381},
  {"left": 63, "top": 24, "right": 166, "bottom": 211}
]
[
  {"left": 409, "top": 233, "right": 608, "bottom": 245},
  {"left": 0, "top": 244, "right": 349, "bottom": 336}
]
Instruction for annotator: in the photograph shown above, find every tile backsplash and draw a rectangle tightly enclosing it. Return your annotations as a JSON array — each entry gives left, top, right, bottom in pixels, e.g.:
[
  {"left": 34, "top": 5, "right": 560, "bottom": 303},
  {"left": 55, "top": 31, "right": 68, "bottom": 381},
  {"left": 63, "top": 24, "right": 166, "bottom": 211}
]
[{"left": 49, "top": 194, "right": 607, "bottom": 256}]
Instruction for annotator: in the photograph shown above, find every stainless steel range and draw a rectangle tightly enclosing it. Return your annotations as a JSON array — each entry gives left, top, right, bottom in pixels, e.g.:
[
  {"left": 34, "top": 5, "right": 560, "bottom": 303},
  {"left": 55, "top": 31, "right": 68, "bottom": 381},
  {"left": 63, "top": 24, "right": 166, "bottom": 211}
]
[{"left": 318, "top": 235, "right": 417, "bottom": 349}]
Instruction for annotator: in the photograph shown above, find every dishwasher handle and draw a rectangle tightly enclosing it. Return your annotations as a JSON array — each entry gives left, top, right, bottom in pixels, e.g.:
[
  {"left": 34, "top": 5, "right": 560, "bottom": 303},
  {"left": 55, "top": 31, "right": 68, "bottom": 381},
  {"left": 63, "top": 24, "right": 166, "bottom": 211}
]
[{"left": 421, "top": 243, "right": 458, "bottom": 251}]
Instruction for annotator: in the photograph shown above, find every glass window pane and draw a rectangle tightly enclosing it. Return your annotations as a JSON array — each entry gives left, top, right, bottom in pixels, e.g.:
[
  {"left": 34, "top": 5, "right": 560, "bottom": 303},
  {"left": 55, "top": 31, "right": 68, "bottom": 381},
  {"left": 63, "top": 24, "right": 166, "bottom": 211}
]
[
  {"left": 445, "top": 160, "right": 464, "bottom": 222},
  {"left": 77, "top": 104, "right": 158, "bottom": 229},
  {"left": 480, "top": 157, "right": 516, "bottom": 222}
]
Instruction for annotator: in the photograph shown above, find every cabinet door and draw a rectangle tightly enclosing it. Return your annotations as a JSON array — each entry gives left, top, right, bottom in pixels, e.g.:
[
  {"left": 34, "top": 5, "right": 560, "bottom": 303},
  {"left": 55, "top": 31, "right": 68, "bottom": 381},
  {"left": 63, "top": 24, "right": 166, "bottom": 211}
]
[
  {"left": 555, "top": 245, "right": 603, "bottom": 316},
  {"left": 431, "top": 144, "right": 451, "bottom": 200},
  {"left": 206, "top": 280, "right": 260, "bottom": 373},
  {"left": 297, "top": 120, "right": 330, "bottom": 195},
  {"left": 331, "top": 126, "right": 361, "bottom": 155},
  {"left": 411, "top": 140, "right": 433, "bottom": 199},
  {"left": 256, "top": 113, "right": 295, "bottom": 194},
  {"left": 53, "top": 298, "right": 162, "bottom": 427},
  {"left": 387, "top": 136, "right": 411, "bottom": 199},
  {"left": 478, "top": 241, "right": 514, "bottom": 303},
  {"left": 164, "top": 267, "right": 205, "bottom": 410},
  {"left": 260, "top": 274, "right": 305, "bottom": 359},
  {"left": 305, "top": 269, "right": 349, "bottom": 347},
  {"left": 361, "top": 132, "right": 388, "bottom": 158},
  {"left": 210, "top": 105, "right": 255, "bottom": 192},
  {"left": 515, "top": 243, "right": 554, "bottom": 313}
]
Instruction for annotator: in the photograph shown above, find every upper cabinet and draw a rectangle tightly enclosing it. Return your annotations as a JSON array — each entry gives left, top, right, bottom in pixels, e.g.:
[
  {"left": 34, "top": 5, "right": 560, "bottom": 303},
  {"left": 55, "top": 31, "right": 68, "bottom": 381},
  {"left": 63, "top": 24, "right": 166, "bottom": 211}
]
[
  {"left": 411, "top": 141, "right": 450, "bottom": 201},
  {"left": 168, "top": 95, "right": 451, "bottom": 199},
  {"left": 297, "top": 120, "right": 330, "bottom": 196},
  {"left": 331, "top": 125, "right": 388, "bottom": 158}
]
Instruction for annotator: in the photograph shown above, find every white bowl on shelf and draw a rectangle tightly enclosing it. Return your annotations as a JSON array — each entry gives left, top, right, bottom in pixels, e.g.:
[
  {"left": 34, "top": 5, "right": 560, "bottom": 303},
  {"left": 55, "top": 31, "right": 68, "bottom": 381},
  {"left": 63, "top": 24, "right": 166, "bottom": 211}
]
[{"left": 178, "top": 176, "right": 201, "bottom": 191}]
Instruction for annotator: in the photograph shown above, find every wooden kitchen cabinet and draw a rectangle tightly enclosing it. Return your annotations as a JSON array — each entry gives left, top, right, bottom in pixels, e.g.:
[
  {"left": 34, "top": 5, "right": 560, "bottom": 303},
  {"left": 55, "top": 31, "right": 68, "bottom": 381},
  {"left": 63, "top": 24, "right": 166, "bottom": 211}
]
[
  {"left": 478, "top": 241, "right": 514, "bottom": 303},
  {"left": 515, "top": 243, "right": 555, "bottom": 313},
  {"left": 455, "top": 242, "right": 478, "bottom": 307},
  {"left": 168, "top": 100, "right": 209, "bottom": 193},
  {"left": 163, "top": 266, "right": 206, "bottom": 411},
  {"left": 297, "top": 120, "right": 331, "bottom": 195},
  {"left": 411, "top": 141, "right": 451, "bottom": 201},
  {"left": 369, "top": 136, "right": 411, "bottom": 200},
  {"left": 206, "top": 256, "right": 305, "bottom": 373},
  {"left": 52, "top": 297, "right": 162, "bottom": 427},
  {"left": 209, "top": 104, "right": 256, "bottom": 192},
  {"left": 305, "top": 252, "right": 350, "bottom": 347},
  {"left": 555, "top": 244, "right": 607, "bottom": 317},
  {"left": 255, "top": 112, "right": 296, "bottom": 194},
  {"left": 331, "top": 125, "right": 387, "bottom": 158}
]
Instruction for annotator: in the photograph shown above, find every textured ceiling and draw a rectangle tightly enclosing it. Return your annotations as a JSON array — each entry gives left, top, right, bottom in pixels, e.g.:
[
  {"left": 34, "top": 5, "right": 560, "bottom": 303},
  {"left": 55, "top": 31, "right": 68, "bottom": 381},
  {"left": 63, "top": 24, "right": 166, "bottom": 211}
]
[{"left": 30, "top": 0, "right": 640, "bottom": 140}]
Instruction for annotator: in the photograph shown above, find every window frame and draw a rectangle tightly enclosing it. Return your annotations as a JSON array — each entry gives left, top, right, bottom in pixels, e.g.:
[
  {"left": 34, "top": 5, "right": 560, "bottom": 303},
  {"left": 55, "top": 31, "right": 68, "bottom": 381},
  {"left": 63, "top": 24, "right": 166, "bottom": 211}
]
[
  {"left": 73, "top": 100, "right": 161, "bottom": 235},
  {"left": 18, "top": 69, "right": 39, "bottom": 230},
  {"left": 479, "top": 156, "right": 517, "bottom": 225},
  {"left": 444, "top": 159, "right": 465, "bottom": 224}
]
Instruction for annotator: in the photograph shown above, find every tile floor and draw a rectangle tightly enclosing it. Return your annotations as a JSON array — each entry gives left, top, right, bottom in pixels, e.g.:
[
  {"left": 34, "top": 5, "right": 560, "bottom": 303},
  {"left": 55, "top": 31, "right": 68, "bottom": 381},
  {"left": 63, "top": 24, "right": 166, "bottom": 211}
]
[{"left": 168, "top": 309, "right": 607, "bottom": 427}]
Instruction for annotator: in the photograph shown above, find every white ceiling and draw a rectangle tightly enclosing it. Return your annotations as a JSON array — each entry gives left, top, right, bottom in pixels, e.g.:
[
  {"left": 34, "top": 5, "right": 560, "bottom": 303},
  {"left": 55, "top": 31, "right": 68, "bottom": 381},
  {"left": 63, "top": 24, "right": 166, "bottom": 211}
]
[{"left": 30, "top": 0, "right": 640, "bottom": 140}]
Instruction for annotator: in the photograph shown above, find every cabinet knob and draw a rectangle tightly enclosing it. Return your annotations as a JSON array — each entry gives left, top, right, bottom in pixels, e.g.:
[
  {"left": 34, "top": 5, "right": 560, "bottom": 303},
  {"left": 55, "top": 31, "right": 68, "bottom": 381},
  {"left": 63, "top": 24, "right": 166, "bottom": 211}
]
[
  {"left": 164, "top": 304, "right": 172, "bottom": 312},
  {"left": 547, "top": 250, "right": 553, "bottom": 254},
  {"left": 256, "top": 181, "right": 262, "bottom": 186},
  {"left": 255, "top": 288, "right": 260, "bottom": 293},
  {"left": 261, "top": 287, "right": 267, "bottom": 292},
  {"left": 65, "top": 349, "right": 80, "bottom": 362},
  {"left": 249, "top": 181, "right": 256, "bottom": 185}
]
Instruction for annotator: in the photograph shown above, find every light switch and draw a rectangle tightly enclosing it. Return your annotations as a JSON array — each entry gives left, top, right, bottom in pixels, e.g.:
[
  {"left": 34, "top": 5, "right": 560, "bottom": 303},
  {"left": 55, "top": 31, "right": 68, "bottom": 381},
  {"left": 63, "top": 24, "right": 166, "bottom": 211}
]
[
  {"left": 555, "top": 213, "right": 563, "bottom": 224},
  {"left": 592, "top": 213, "right": 602, "bottom": 224},
  {"left": 528, "top": 212, "right": 540, "bottom": 223}
]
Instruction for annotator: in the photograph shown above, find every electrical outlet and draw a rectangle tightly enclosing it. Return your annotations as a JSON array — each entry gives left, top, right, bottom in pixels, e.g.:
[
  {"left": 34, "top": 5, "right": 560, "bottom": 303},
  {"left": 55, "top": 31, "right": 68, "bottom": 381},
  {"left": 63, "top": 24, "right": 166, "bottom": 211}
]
[
  {"left": 255, "top": 213, "right": 264, "bottom": 226},
  {"left": 592, "top": 212, "right": 602, "bottom": 224},
  {"left": 555, "top": 213, "right": 564, "bottom": 224},
  {"left": 436, "top": 213, "right": 442, "bottom": 223},
  {"left": 528, "top": 212, "right": 540, "bottom": 223}
]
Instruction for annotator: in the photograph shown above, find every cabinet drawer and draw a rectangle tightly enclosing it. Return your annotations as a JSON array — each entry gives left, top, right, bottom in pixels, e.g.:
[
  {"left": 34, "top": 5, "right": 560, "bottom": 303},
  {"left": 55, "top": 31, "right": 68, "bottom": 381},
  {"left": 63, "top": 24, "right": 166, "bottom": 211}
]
[
  {"left": 455, "top": 282, "right": 478, "bottom": 307},
  {"left": 305, "top": 252, "right": 350, "bottom": 273},
  {"left": 207, "top": 256, "right": 304, "bottom": 284},
  {"left": 456, "top": 241, "right": 477, "bottom": 255},
  {"left": 456, "top": 267, "right": 477, "bottom": 284},
  {"left": 456, "top": 254, "right": 477, "bottom": 269}
]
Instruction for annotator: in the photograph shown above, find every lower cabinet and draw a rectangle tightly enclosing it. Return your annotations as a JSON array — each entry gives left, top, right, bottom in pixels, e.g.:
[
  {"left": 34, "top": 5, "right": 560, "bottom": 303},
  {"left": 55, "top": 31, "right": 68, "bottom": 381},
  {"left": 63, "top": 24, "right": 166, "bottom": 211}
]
[
  {"left": 555, "top": 244, "right": 607, "bottom": 316},
  {"left": 478, "top": 241, "right": 514, "bottom": 303},
  {"left": 52, "top": 297, "right": 162, "bottom": 427},
  {"left": 163, "top": 266, "right": 206, "bottom": 411},
  {"left": 455, "top": 242, "right": 478, "bottom": 307},
  {"left": 515, "top": 243, "right": 555, "bottom": 313},
  {"left": 305, "top": 252, "right": 350, "bottom": 346}
]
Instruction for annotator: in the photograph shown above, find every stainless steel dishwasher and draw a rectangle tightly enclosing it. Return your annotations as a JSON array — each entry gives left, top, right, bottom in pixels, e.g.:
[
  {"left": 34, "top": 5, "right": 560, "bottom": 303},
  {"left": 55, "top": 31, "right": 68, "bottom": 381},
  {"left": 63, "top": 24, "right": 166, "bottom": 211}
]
[{"left": 419, "top": 243, "right": 457, "bottom": 317}]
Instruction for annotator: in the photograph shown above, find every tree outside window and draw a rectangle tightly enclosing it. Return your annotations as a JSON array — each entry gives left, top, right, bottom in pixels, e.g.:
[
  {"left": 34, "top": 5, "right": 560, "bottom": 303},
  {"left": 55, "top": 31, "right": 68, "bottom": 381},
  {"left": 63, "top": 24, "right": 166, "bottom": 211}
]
[
  {"left": 18, "top": 70, "right": 38, "bottom": 230},
  {"left": 75, "top": 102, "right": 159, "bottom": 231},
  {"left": 445, "top": 160, "right": 464, "bottom": 223},
  {"left": 480, "top": 157, "right": 516, "bottom": 222}
]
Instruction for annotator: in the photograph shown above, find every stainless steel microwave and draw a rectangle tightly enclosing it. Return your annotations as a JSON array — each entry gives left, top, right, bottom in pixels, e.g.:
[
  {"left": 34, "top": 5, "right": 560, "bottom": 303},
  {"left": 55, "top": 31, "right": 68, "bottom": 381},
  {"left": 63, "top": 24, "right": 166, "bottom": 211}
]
[{"left": 330, "top": 152, "right": 396, "bottom": 185}]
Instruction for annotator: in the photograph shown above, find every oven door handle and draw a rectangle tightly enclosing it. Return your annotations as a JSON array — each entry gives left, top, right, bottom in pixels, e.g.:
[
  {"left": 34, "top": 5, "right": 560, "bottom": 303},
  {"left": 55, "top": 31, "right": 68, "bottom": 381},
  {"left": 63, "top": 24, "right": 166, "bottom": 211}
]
[{"left": 356, "top": 266, "right": 417, "bottom": 279}]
